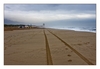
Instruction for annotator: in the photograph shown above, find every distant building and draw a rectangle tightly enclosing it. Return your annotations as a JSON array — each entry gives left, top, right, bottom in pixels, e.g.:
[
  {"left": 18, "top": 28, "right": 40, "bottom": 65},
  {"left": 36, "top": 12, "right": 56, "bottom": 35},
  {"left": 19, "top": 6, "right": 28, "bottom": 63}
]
[
  {"left": 25, "top": 25, "right": 29, "bottom": 28},
  {"left": 18, "top": 25, "right": 25, "bottom": 28}
]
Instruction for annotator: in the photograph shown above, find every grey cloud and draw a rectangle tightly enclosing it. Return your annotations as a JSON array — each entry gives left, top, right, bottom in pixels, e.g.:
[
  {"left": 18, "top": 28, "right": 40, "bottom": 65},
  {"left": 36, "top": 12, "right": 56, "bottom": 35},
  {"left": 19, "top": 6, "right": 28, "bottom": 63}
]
[
  {"left": 45, "top": 18, "right": 96, "bottom": 27},
  {"left": 4, "top": 4, "right": 96, "bottom": 26},
  {"left": 4, "top": 4, "right": 96, "bottom": 11}
]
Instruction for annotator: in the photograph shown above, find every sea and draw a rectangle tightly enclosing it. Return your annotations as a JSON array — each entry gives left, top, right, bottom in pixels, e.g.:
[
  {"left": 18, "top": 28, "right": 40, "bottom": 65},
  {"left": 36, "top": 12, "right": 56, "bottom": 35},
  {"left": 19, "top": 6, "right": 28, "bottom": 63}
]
[{"left": 47, "top": 26, "right": 96, "bottom": 33}]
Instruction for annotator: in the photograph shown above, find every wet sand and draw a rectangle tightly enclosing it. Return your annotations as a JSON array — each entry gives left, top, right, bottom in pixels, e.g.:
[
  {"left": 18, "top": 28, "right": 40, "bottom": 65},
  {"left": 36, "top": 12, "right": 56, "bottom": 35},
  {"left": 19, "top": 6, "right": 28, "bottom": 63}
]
[{"left": 4, "top": 29, "right": 96, "bottom": 65}]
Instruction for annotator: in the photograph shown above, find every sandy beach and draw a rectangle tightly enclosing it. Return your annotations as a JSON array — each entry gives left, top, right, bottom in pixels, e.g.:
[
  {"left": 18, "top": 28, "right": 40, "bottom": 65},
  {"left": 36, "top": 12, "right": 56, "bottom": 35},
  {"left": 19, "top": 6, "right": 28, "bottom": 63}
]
[{"left": 4, "top": 29, "right": 96, "bottom": 65}]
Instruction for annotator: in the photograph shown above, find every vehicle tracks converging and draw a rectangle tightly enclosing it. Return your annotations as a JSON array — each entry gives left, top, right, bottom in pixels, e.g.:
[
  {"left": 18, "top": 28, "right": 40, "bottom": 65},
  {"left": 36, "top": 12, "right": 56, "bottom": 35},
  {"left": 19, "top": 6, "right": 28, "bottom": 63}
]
[
  {"left": 43, "top": 29, "right": 53, "bottom": 65},
  {"left": 47, "top": 29, "right": 94, "bottom": 65}
]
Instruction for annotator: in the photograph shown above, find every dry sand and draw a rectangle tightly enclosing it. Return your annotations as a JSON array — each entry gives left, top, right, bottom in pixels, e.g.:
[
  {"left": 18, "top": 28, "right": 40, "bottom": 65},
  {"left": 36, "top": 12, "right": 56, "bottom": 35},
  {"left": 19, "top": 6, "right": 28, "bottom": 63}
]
[{"left": 4, "top": 29, "right": 96, "bottom": 65}]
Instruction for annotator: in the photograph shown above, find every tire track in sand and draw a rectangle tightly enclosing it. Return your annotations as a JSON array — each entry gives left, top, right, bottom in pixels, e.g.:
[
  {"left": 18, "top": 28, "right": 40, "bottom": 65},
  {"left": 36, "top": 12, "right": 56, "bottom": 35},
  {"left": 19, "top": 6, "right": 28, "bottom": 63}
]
[
  {"left": 47, "top": 30, "right": 94, "bottom": 65},
  {"left": 43, "top": 29, "right": 53, "bottom": 65}
]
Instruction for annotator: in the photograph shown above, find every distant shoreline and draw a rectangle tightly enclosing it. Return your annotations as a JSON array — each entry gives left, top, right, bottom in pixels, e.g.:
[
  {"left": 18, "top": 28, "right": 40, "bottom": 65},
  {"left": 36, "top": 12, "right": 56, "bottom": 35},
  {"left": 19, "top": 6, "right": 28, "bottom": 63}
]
[
  {"left": 47, "top": 27, "right": 96, "bottom": 33},
  {"left": 4, "top": 26, "right": 96, "bottom": 34}
]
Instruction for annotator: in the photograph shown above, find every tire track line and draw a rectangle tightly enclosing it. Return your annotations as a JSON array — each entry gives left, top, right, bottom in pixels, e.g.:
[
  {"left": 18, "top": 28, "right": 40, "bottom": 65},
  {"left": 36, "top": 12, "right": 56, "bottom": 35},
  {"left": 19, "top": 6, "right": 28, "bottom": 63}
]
[
  {"left": 43, "top": 29, "right": 53, "bottom": 65},
  {"left": 47, "top": 30, "right": 94, "bottom": 65}
]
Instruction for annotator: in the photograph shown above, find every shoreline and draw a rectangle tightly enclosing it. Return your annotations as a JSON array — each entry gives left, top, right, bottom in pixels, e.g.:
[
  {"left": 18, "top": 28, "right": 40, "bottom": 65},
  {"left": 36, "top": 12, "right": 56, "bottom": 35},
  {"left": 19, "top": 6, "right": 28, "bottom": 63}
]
[
  {"left": 46, "top": 28, "right": 96, "bottom": 33},
  {"left": 4, "top": 27, "right": 96, "bottom": 33}
]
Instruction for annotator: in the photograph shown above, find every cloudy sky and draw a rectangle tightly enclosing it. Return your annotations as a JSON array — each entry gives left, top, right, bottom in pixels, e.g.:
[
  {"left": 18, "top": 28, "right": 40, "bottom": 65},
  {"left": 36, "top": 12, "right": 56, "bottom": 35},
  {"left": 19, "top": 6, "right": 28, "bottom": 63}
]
[{"left": 4, "top": 4, "right": 96, "bottom": 27}]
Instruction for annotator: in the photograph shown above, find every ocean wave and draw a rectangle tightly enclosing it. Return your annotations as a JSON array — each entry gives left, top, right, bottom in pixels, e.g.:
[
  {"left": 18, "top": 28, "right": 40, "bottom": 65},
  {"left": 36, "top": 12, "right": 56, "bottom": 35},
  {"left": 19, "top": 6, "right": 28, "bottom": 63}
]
[{"left": 48, "top": 27, "right": 96, "bottom": 33}]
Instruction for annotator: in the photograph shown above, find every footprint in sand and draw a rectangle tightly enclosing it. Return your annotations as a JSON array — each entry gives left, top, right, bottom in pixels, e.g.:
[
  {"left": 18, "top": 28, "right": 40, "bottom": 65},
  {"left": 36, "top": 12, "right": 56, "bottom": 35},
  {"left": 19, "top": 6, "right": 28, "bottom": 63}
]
[
  {"left": 68, "top": 54, "right": 71, "bottom": 57},
  {"left": 68, "top": 59, "right": 72, "bottom": 62},
  {"left": 65, "top": 48, "right": 68, "bottom": 50},
  {"left": 77, "top": 43, "right": 82, "bottom": 45},
  {"left": 71, "top": 51, "right": 73, "bottom": 52}
]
